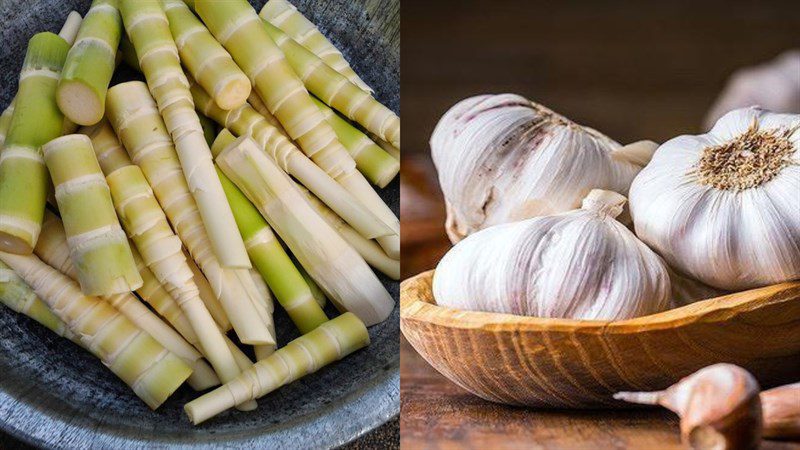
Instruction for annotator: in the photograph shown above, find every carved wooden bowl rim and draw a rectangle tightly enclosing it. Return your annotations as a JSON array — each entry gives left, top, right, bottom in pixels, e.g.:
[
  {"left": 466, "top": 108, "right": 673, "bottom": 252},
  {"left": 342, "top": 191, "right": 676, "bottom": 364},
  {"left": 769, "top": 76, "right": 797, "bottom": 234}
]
[{"left": 401, "top": 270, "right": 800, "bottom": 335}]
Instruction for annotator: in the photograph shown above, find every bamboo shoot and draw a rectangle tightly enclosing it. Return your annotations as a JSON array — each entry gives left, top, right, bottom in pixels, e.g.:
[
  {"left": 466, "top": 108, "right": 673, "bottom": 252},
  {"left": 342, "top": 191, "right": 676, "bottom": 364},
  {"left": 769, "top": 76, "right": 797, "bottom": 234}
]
[
  {"left": 0, "top": 250, "right": 192, "bottom": 409},
  {"left": 217, "top": 137, "right": 394, "bottom": 326},
  {"left": 185, "top": 312, "right": 369, "bottom": 424},
  {"left": 119, "top": 0, "right": 249, "bottom": 269}
]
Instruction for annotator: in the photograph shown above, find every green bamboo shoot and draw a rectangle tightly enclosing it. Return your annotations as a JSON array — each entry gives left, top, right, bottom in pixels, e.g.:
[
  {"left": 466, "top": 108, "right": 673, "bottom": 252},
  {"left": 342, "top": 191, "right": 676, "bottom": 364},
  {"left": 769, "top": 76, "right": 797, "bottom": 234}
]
[
  {"left": 297, "top": 184, "right": 400, "bottom": 280},
  {"left": 193, "top": 84, "right": 391, "bottom": 241},
  {"left": 0, "top": 250, "right": 193, "bottom": 409},
  {"left": 0, "top": 12, "right": 82, "bottom": 149},
  {"left": 311, "top": 97, "right": 398, "bottom": 188},
  {"left": 185, "top": 312, "right": 370, "bottom": 424},
  {"left": 57, "top": 0, "right": 122, "bottom": 126},
  {"left": 213, "top": 160, "right": 328, "bottom": 332},
  {"left": 259, "top": 0, "right": 372, "bottom": 93},
  {"left": 106, "top": 165, "right": 264, "bottom": 387},
  {"left": 44, "top": 139, "right": 122, "bottom": 268},
  {"left": 195, "top": 0, "right": 397, "bottom": 252},
  {"left": 120, "top": 0, "right": 250, "bottom": 269},
  {"left": 35, "top": 211, "right": 219, "bottom": 391},
  {"left": 0, "top": 260, "right": 74, "bottom": 340},
  {"left": 214, "top": 129, "right": 329, "bottom": 324},
  {"left": 217, "top": 137, "right": 394, "bottom": 326},
  {"left": 162, "top": 0, "right": 250, "bottom": 110},
  {"left": 106, "top": 81, "right": 272, "bottom": 345},
  {"left": 0, "top": 33, "right": 70, "bottom": 254},
  {"left": 262, "top": 21, "right": 399, "bottom": 150},
  {"left": 41, "top": 135, "right": 141, "bottom": 295}
]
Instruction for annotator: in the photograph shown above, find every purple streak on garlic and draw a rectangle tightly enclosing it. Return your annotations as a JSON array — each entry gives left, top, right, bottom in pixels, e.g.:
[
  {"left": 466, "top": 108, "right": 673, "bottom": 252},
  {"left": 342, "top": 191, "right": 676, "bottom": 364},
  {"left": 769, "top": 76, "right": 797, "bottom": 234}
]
[
  {"left": 629, "top": 106, "right": 800, "bottom": 291},
  {"left": 430, "top": 94, "right": 649, "bottom": 243},
  {"left": 433, "top": 190, "right": 672, "bottom": 321}
]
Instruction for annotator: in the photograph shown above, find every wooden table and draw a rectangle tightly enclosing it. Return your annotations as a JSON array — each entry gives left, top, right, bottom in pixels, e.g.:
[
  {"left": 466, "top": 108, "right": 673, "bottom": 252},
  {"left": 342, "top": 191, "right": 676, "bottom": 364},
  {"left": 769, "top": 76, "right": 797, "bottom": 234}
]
[{"left": 399, "top": 157, "right": 799, "bottom": 450}]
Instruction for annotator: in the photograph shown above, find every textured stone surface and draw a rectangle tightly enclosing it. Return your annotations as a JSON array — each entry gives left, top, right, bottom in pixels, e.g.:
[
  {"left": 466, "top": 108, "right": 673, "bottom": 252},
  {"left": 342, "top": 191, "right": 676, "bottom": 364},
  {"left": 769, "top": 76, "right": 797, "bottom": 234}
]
[{"left": 0, "top": 0, "right": 399, "bottom": 448}]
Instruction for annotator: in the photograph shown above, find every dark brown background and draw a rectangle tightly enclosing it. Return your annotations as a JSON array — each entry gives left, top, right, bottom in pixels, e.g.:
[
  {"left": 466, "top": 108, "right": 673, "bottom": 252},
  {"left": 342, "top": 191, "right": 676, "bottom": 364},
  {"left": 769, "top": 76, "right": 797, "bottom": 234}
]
[{"left": 400, "top": 0, "right": 800, "bottom": 448}]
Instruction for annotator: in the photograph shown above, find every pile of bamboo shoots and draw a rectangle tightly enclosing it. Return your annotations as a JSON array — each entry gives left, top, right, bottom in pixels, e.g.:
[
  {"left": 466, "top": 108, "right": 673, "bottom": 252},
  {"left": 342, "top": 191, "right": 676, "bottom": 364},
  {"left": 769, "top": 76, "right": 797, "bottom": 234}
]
[{"left": 0, "top": 0, "right": 398, "bottom": 425}]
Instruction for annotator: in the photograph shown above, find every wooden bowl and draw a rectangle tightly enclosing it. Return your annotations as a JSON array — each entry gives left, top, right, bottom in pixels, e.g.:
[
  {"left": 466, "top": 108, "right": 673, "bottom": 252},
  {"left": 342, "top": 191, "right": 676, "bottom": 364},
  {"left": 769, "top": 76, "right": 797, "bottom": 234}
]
[{"left": 401, "top": 270, "right": 800, "bottom": 408}]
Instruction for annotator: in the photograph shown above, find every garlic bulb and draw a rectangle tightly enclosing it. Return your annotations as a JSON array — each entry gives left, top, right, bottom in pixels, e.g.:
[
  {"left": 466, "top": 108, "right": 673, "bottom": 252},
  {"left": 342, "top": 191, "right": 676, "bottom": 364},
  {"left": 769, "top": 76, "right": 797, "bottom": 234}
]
[
  {"left": 430, "top": 94, "right": 651, "bottom": 243},
  {"left": 630, "top": 106, "right": 800, "bottom": 290},
  {"left": 433, "top": 190, "right": 671, "bottom": 320}
]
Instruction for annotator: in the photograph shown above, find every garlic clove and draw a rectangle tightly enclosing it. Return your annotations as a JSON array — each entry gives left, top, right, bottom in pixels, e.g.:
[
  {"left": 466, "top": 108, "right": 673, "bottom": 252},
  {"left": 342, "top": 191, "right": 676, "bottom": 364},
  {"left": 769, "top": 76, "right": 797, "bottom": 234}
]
[
  {"left": 611, "top": 140, "right": 660, "bottom": 168},
  {"left": 761, "top": 382, "right": 800, "bottom": 440},
  {"left": 615, "top": 363, "right": 763, "bottom": 450}
]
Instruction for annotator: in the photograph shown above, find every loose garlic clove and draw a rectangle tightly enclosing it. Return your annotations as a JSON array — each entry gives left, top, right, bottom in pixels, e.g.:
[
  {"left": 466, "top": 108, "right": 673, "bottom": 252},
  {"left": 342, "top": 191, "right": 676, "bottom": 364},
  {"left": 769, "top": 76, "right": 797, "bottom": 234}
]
[
  {"left": 433, "top": 189, "right": 672, "bottom": 320},
  {"left": 615, "top": 363, "right": 762, "bottom": 450},
  {"left": 761, "top": 382, "right": 800, "bottom": 440},
  {"left": 430, "top": 94, "right": 649, "bottom": 243},
  {"left": 629, "top": 106, "right": 800, "bottom": 291}
]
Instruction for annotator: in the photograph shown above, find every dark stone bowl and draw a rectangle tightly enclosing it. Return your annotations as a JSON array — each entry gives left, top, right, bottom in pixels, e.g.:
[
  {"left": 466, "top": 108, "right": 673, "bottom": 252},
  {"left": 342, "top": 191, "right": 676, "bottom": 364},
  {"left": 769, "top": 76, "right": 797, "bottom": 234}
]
[{"left": 0, "top": 1, "right": 399, "bottom": 448}]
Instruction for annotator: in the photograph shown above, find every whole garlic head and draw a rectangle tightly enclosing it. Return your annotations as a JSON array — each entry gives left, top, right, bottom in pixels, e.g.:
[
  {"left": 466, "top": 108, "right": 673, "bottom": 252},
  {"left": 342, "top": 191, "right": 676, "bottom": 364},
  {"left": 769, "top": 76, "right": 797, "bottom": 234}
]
[
  {"left": 629, "top": 107, "right": 800, "bottom": 291},
  {"left": 431, "top": 94, "right": 649, "bottom": 243},
  {"left": 433, "top": 190, "right": 672, "bottom": 320}
]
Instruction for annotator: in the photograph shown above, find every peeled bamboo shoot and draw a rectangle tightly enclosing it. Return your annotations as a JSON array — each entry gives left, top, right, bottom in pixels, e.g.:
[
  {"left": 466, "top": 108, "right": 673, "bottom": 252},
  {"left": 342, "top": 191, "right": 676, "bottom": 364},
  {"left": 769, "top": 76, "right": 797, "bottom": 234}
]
[
  {"left": 106, "top": 165, "right": 263, "bottom": 386},
  {"left": 119, "top": 0, "right": 250, "bottom": 269},
  {"left": 193, "top": 84, "right": 391, "bottom": 241},
  {"left": 0, "top": 260, "right": 74, "bottom": 340},
  {"left": 312, "top": 97, "right": 398, "bottom": 188},
  {"left": 217, "top": 137, "right": 394, "bottom": 326},
  {"left": 259, "top": 0, "right": 372, "bottom": 93},
  {"left": 0, "top": 12, "right": 82, "bottom": 149},
  {"left": 262, "top": 22, "right": 399, "bottom": 150},
  {"left": 106, "top": 81, "right": 271, "bottom": 345},
  {"left": 80, "top": 119, "right": 232, "bottom": 332},
  {"left": 195, "top": 0, "right": 398, "bottom": 255},
  {"left": 215, "top": 161, "right": 328, "bottom": 334},
  {"left": 0, "top": 250, "right": 192, "bottom": 409},
  {"left": 185, "top": 312, "right": 370, "bottom": 424},
  {"left": 297, "top": 183, "right": 400, "bottom": 280},
  {"left": 163, "top": 0, "right": 250, "bottom": 110},
  {"left": 35, "top": 211, "right": 219, "bottom": 391}
]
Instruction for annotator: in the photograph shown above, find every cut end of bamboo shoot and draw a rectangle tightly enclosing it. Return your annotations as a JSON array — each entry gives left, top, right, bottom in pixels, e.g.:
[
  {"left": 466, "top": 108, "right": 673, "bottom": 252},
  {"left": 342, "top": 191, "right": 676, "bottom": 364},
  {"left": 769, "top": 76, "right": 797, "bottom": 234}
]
[
  {"left": 214, "top": 76, "right": 252, "bottom": 111},
  {"left": 57, "top": 81, "right": 104, "bottom": 126}
]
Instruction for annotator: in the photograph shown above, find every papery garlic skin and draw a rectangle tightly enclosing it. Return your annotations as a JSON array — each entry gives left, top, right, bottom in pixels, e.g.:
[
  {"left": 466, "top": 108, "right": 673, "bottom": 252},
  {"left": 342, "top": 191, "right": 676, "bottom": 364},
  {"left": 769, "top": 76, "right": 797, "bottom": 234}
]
[
  {"left": 630, "top": 107, "right": 800, "bottom": 291},
  {"left": 431, "top": 94, "right": 646, "bottom": 243},
  {"left": 433, "top": 190, "right": 671, "bottom": 320}
]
